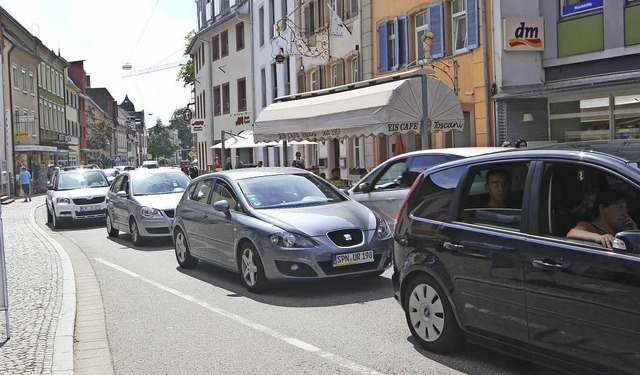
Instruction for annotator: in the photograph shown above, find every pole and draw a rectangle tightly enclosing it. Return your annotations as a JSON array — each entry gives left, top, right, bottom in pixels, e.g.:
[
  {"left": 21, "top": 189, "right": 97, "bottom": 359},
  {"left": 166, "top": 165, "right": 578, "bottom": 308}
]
[
  {"left": 420, "top": 74, "right": 430, "bottom": 150},
  {"left": 221, "top": 130, "right": 227, "bottom": 169},
  {"left": 0, "top": 203, "right": 10, "bottom": 339}
]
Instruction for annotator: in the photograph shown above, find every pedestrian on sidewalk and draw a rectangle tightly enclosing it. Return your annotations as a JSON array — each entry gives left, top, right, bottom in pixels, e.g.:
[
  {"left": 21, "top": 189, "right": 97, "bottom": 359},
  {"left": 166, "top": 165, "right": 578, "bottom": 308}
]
[{"left": 19, "top": 165, "right": 32, "bottom": 202}]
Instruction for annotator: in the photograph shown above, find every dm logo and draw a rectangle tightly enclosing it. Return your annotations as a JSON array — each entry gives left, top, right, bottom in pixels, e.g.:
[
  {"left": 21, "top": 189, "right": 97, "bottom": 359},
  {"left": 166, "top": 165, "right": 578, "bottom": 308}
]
[{"left": 509, "top": 22, "right": 542, "bottom": 48}]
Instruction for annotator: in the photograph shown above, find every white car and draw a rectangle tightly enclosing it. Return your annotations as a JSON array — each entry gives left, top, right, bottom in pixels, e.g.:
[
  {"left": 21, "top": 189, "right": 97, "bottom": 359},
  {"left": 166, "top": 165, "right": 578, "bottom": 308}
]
[{"left": 46, "top": 169, "right": 110, "bottom": 229}]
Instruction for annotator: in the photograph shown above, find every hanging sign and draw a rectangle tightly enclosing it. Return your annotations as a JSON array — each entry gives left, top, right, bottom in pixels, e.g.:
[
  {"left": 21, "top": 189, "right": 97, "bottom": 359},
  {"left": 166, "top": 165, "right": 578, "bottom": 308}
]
[{"left": 190, "top": 119, "right": 205, "bottom": 134}]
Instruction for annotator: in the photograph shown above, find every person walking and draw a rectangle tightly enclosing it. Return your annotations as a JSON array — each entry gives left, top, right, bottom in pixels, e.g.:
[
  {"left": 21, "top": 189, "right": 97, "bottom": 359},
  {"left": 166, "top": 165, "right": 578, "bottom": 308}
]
[{"left": 19, "top": 165, "right": 32, "bottom": 202}]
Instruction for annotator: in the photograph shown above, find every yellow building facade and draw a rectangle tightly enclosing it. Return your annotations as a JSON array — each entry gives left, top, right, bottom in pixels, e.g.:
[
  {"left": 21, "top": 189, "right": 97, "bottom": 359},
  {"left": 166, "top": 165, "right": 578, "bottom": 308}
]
[{"left": 371, "top": 0, "right": 493, "bottom": 150}]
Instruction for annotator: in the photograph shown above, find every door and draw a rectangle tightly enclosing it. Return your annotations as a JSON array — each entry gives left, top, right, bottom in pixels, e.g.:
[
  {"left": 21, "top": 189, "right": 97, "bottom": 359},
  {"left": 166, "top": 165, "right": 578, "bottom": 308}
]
[
  {"left": 107, "top": 175, "right": 129, "bottom": 229},
  {"left": 201, "top": 178, "right": 239, "bottom": 266},
  {"left": 179, "top": 178, "right": 215, "bottom": 258},
  {"left": 437, "top": 161, "right": 531, "bottom": 344},
  {"left": 523, "top": 161, "right": 640, "bottom": 374}
]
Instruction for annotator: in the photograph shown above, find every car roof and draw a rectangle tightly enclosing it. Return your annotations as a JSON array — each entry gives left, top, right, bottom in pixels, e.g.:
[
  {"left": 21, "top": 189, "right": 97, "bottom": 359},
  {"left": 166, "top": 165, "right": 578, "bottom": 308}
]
[
  {"left": 381, "top": 146, "right": 511, "bottom": 164},
  {"left": 531, "top": 139, "right": 640, "bottom": 162},
  {"left": 194, "top": 167, "right": 311, "bottom": 181}
]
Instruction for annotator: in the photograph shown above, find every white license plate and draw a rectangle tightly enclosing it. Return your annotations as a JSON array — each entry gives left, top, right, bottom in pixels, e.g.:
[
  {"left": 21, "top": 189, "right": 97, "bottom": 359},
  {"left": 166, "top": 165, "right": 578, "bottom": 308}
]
[
  {"left": 332, "top": 250, "right": 374, "bottom": 267},
  {"left": 80, "top": 205, "right": 101, "bottom": 211}
]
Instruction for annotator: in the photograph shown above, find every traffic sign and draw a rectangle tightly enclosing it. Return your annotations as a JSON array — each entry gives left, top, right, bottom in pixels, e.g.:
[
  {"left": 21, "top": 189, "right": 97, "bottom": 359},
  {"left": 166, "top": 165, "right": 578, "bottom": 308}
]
[
  {"left": 188, "top": 151, "right": 196, "bottom": 158},
  {"left": 114, "top": 155, "right": 122, "bottom": 163}
]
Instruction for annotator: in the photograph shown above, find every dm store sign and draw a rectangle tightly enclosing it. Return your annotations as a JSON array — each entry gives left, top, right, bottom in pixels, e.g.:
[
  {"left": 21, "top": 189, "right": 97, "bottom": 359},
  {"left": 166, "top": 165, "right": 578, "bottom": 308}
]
[{"left": 503, "top": 17, "right": 544, "bottom": 51}]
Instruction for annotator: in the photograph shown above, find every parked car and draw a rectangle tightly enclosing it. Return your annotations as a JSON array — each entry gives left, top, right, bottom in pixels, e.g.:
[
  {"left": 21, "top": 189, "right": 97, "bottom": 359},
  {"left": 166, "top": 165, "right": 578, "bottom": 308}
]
[
  {"left": 106, "top": 169, "right": 190, "bottom": 246},
  {"left": 172, "top": 167, "right": 394, "bottom": 293},
  {"left": 140, "top": 160, "right": 159, "bottom": 169},
  {"left": 346, "top": 147, "right": 508, "bottom": 226},
  {"left": 102, "top": 168, "right": 120, "bottom": 184},
  {"left": 393, "top": 148, "right": 640, "bottom": 375},
  {"left": 46, "top": 168, "right": 110, "bottom": 229}
]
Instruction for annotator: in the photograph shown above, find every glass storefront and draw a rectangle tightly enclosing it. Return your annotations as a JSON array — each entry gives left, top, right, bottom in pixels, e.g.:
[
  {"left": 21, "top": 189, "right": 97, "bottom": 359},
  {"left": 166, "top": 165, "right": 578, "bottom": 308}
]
[{"left": 550, "top": 93, "right": 640, "bottom": 142}]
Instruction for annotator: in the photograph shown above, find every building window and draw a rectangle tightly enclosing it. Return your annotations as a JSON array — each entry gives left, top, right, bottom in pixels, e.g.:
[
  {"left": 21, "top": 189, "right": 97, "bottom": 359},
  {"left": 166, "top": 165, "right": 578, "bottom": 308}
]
[
  {"left": 237, "top": 78, "right": 247, "bottom": 111},
  {"left": 377, "top": 17, "right": 408, "bottom": 72},
  {"left": 21, "top": 69, "right": 27, "bottom": 93},
  {"left": 310, "top": 70, "right": 318, "bottom": 91},
  {"left": 261, "top": 68, "right": 267, "bottom": 108},
  {"left": 269, "top": 0, "right": 275, "bottom": 39},
  {"left": 271, "top": 63, "right": 278, "bottom": 100},
  {"left": 222, "top": 82, "right": 230, "bottom": 114},
  {"left": 345, "top": 0, "right": 358, "bottom": 19},
  {"left": 221, "top": 30, "right": 229, "bottom": 57},
  {"left": 259, "top": 6, "right": 265, "bottom": 46},
  {"left": 415, "top": 10, "right": 429, "bottom": 63},
  {"left": 12, "top": 65, "right": 18, "bottom": 89},
  {"left": 281, "top": 0, "right": 288, "bottom": 31},
  {"left": 212, "top": 35, "right": 220, "bottom": 61},
  {"left": 236, "top": 22, "right": 245, "bottom": 51},
  {"left": 303, "top": 0, "right": 325, "bottom": 36},
  {"left": 452, "top": 0, "right": 467, "bottom": 52},
  {"left": 350, "top": 57, "right": 359, "bottom": 83},
  {"left": 285, "top": 57, "right": 291, "bottom": 95},
  {"left": 213, "top": 85, "right": 221, "bottom": 116}
]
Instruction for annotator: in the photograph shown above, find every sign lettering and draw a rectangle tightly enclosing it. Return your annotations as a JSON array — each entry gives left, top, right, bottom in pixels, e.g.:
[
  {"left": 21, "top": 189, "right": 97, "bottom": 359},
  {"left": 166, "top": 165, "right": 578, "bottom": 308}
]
[
  {"left": 504, "top": 17, "right": 544, "bottom": 51},
  {"left": 431, "top": 120, "right": 464, "bottom": 133},
  {"left": 387, "top": 122, "right": 420, "bottom": 132},
  {"left": 190, "top": 119, "right": 205, "bottom": 134}
]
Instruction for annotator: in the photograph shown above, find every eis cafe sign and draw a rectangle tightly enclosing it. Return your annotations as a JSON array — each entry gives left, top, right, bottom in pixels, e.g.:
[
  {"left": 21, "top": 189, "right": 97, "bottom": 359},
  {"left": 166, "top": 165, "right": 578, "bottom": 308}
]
[{"left": 503, "top": 17, "right": 544, "bottom": 51}]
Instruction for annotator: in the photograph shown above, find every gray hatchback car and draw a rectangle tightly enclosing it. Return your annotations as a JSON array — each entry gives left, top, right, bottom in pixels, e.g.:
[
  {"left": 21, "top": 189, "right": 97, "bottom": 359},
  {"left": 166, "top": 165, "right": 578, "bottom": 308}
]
[{"left": 172, "top": 167, "right": 394, "bottom": 293}]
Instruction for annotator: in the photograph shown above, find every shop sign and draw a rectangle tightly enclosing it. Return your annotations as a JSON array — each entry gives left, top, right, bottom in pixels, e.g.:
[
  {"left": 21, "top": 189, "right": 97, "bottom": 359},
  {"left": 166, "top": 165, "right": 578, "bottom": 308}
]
[
  {"left": 190, "top": 119, "right": 205, "bottom": 133},
  {"left": 233, "top": 112, "right": 252, "bottom": 126},
  {"left": 431, "top": 120, "right": 464, "bottom": 133},
  {"left": 561, "top": 0, "right": 603, "bottom": 17},
  {"left": 15, "top": 132, "right": 29, "bottom": 139},
  {"left": 503, "top": 17, "right": 544, "bottom": 51},
  {"left": 57, "top": 133, "right": 71, "bottom": 142}
]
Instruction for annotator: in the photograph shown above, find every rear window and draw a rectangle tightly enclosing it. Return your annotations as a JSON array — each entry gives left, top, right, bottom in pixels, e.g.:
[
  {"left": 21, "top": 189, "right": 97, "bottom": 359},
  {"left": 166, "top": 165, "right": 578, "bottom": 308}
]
[{"left": 408, "top": 166, "right": 465, "bottom": 222}]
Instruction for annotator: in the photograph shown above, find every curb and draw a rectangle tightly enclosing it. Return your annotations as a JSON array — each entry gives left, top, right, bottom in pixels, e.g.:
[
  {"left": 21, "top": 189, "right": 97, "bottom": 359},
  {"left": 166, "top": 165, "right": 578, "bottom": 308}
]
[{"left": 29, "top": 203, "right": 75, "bottom": 374}]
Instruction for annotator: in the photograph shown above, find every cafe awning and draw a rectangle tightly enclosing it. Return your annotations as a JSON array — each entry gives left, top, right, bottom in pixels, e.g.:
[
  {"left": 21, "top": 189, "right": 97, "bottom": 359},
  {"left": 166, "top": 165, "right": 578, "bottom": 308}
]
[{"left": 254, "top": 69, "right": 463, "bottom": 142}]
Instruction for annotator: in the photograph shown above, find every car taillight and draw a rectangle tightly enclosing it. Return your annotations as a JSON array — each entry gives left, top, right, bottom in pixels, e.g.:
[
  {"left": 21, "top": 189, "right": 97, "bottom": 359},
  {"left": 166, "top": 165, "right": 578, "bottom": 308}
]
[{"left": 395, "top": 171, "right": 424, "bottom": 225}]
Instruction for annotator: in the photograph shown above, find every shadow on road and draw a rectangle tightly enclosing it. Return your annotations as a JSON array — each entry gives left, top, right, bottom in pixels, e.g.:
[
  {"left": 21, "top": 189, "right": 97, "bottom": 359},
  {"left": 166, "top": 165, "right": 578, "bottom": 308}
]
[{"left": 177, "top": 262, "right": 394, "bottom": 307}]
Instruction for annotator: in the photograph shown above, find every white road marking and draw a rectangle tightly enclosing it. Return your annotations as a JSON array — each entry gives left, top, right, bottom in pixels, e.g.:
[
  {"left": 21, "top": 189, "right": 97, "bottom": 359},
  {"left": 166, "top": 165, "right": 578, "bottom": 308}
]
[{"left": 94, "top": 258, "right": 385, "bottom": 375}]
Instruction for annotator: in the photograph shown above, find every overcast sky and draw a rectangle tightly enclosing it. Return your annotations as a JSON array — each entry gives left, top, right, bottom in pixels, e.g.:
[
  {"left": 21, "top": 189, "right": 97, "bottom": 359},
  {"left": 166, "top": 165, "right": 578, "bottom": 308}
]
[{"left": 2, "top": 0, "right": 196, "bottom": 126}]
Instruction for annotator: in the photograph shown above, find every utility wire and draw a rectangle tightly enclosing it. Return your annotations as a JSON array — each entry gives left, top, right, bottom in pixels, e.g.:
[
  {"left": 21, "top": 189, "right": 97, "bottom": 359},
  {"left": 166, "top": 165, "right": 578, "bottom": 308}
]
[{"left": 126, "top": 0, "right": 162, "bottom": 63}]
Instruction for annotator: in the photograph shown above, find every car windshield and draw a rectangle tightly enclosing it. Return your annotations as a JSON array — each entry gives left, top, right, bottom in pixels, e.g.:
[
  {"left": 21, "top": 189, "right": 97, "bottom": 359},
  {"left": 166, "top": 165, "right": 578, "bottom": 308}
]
[
  {"left": 131, "top": 172, "right": 190, "bottom": 196},
  {"left": 57, "top": 170, "right": 109, "bottom": 190},
  {"left": 237, "top": 173, "right": 347, "bottom": 209}
]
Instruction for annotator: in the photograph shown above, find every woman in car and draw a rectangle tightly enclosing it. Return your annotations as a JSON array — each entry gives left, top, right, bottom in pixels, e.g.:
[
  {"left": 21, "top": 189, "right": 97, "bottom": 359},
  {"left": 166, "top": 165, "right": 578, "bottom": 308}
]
[{"left": 567, "top": 188, "right": 637, "bottom": 248}]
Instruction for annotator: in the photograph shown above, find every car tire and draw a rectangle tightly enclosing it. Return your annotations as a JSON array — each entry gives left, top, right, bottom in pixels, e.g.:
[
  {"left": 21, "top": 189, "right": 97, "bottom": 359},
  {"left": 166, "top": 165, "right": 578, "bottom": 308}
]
[
  {"left": 174, "top": 228, "right": 198, "bottom": 269},
  {"left": 403, "top": 274, "right": 462, "bottom": 353},
  {"left": 46, "top": 205, "right": 52, "bottom": 223},
  {"left": 129, "top": 217, "right": 144, "bottom": 246},
  {"left": 238, "top": 242, "right": 268, "bottom": 293},
  {"left": 52, "top": 209, "right": 64, "bottom": 229},
  {"left": 106, "top": 214, "right": 119, "bottom": 237}
]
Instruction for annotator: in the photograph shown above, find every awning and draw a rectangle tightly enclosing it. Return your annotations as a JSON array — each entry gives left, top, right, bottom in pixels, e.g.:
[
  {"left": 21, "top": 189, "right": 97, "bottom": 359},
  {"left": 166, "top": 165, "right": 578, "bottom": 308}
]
[
  {"left": 211, "top": 134, "right": 243, "bottom": 149},
  {"left": 15, "top": 145, "right": 57, "bottom": 152},
  {"left": 254, "top": 69, "right": 463, "bottom": 142}
]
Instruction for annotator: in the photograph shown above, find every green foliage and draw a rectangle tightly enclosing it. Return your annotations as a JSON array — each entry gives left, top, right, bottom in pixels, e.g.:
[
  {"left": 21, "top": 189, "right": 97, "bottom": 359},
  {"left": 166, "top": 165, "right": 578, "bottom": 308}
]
[
  {"left": 86, "top": 106, "right": 113, "bottom": 150},
  {"left": 177, "top": 31, "right": 195, "bottom": 87},
  {"left": 157, "top": 157, "right": 171, "bottom": 166},
  {"left": 147, "top": 119, "right": 178, "bottom": 159},
  {"left": 169, "top": 107, "right": 193, "bottom": 160}
]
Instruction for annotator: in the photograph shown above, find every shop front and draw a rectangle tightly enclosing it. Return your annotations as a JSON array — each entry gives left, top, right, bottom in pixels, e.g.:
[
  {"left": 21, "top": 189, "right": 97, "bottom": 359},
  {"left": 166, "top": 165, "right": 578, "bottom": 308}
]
[{"left": 14, "top": 145, "right": 57, "bottom": 195}]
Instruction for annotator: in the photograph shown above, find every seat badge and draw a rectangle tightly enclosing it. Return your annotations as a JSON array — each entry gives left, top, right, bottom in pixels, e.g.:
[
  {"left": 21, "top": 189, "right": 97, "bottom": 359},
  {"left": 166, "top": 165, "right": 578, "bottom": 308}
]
[{"left": 344, "top": 234, "right": 352, "bottom": 241}]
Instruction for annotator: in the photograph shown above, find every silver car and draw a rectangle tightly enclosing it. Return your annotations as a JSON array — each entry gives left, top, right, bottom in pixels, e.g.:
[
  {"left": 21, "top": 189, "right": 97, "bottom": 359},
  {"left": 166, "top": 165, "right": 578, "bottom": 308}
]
[
  {"left": 347, "top": 147, "right": 509, "bottom": 226},
  {"left": 106, "top": 169, "right": 190, "bottom": 246},
  {"left": 173, "top": 167, "right": 394, "bottom": 293}
]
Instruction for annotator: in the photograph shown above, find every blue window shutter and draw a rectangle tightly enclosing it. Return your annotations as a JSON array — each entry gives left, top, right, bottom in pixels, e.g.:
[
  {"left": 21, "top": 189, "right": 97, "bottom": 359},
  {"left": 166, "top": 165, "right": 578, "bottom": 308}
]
[
  {"left": 398, "top": 16, "right": 409, "bottom": 67},
  {"left": 377, "top": 22, "right": 389, "bottom": 72},
  {"left": 392, "top": 17, "right": 400, "bottom": 70},
  {"left": 428, "top": 2, "right": 444, "bottom": 58},
  {"left": 466, "top": 0, "right": 479, "bottom": 49}
]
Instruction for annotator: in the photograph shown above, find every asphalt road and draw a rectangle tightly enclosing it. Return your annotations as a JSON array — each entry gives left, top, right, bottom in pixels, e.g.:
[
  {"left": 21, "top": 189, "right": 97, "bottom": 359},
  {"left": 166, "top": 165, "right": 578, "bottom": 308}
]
[{"left": 43, "top": 211, "right": 562, "bottom": 375}]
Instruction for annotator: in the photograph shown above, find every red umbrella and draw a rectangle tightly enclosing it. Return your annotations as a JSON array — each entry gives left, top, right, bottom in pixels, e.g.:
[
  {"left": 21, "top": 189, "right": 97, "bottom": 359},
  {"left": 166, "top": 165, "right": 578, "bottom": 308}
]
[{"left": 394, "top": 134, "right": 405, "bottom": 156}]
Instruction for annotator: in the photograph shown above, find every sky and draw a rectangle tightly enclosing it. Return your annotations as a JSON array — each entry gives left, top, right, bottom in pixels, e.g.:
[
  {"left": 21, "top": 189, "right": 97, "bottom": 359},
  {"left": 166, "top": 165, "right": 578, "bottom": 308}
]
[{"left": 2, "top": 0, "right": 196, "bottom": 126}]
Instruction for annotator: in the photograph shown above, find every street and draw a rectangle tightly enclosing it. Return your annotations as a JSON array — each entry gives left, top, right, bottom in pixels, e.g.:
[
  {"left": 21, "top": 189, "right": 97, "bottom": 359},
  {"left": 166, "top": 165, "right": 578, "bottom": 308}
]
[{"left": 35, "top": 205, "right": 560, "bottom": 375}]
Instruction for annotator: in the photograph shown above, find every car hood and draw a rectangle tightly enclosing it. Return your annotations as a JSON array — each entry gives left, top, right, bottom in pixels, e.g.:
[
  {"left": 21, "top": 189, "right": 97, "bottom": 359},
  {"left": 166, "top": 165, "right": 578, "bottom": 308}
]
[
  {"left": 53, "top": 187, "right": 109, "bottom": 198},
  {"left": 253, "top": 201, "right": 376, "bottom": 236},
  {"left": 133, "top": 193, "right": 183, "bottom": 210}
]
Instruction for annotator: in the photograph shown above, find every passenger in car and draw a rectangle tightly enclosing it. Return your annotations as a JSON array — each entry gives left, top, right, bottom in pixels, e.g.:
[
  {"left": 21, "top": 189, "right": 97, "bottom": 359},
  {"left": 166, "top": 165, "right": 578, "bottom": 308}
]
[
  {"left": 567, "top": 188, "right": 638, "bottom": 248},
  {"left": 485, "top": 169, "right": 510, "bottom": 208}
]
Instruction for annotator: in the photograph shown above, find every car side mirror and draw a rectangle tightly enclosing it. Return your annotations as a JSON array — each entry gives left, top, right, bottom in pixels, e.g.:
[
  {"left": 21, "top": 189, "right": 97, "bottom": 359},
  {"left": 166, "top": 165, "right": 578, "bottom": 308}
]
[
  {"left": 358, "top": 182, "right": 371, "bottom": 193},
  {"left": 47, "top": 183, "right": 53, "bottom": 190},
  {"left": 613, "top": 231, "right": 640, "bottom": 253},
  {"left": 116, "top": 190, "right": 128, "bottom": 198},
  {"left": 213, "top": 200, "right": 230, "bottom": 213}
]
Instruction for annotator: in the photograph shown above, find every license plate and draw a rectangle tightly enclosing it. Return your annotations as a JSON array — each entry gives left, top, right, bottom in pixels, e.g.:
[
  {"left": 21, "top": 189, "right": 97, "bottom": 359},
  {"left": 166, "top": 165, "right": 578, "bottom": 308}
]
[
  {"left": 332, "top": 250, "right": 374, "bottom": 267},
  {"left": 80, "top": 205, "right": 101, "bottom": 211}
]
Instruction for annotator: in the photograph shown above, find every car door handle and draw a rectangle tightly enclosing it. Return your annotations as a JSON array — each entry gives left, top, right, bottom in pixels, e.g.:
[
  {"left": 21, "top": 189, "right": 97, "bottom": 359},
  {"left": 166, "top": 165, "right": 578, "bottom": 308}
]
[
  {"left": 385, "top": 197, "right": 397, "bottom": 201},
  {"left": 203, "top": 214, "right": 208, "bottom": 219},
  {"left": 397, "top": 236, "right": 409, "bottom": 246},
  {"left": 532, "top": 259, "right": 563, "bottom": 271},
  {"left": 443, "top": 242, "right": 464, "bottom": 251}
]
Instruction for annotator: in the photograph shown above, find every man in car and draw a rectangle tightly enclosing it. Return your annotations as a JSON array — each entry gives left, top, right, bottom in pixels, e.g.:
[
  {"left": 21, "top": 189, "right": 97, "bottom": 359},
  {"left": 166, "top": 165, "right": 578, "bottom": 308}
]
[
  {"left": 567, "top": 188, "right": 637, "bottom": 248},
  {"left": 485, "top": 169, "right": 510, "bottom": 208}
]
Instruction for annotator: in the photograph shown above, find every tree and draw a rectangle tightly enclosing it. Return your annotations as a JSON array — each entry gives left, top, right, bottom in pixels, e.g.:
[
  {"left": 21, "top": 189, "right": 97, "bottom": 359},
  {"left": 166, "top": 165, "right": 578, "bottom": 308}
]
[
  {"left": 177, "top": 31, "right": 195, "bottom": 87},
  {"left": 169, "top": 107, "right": 193, "bottom": 160},
  {"left": 86, "top": 106, "right": 113, "bottom": 151},
  {"left": 147, "top": 119, "right": 178, "bottom": 159}
]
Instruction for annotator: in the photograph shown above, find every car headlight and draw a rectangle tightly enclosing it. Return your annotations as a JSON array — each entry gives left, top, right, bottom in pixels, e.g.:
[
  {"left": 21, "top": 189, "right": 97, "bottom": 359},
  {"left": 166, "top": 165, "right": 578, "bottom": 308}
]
[
  {"left": 140, "top": 206, "right": 161, "bottom": 218},
  {"left": 270, "top": 232, "right": 316, "bottom": 248},
  {"left": 56, "top": 197, "right": 71, "bottom": 204},
  {"left": 374, "top": 212, "right": 392, "bottom": 239}
]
